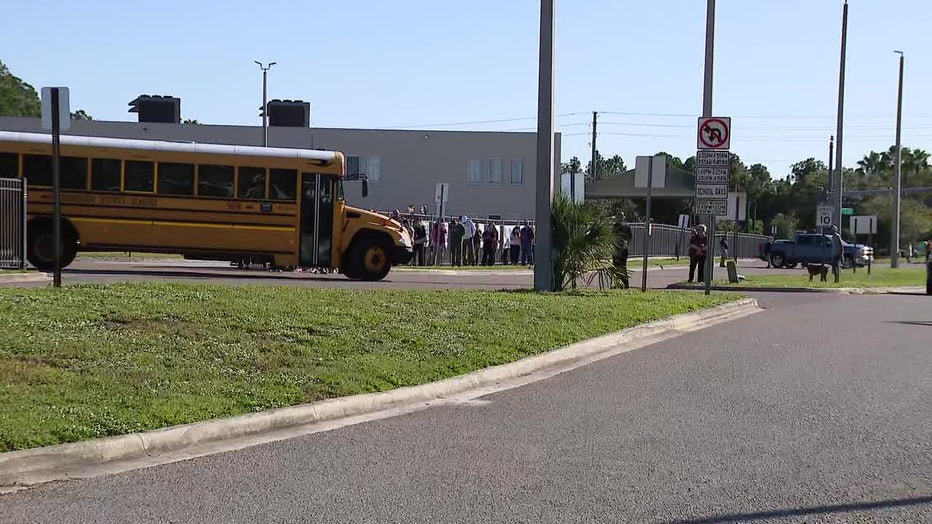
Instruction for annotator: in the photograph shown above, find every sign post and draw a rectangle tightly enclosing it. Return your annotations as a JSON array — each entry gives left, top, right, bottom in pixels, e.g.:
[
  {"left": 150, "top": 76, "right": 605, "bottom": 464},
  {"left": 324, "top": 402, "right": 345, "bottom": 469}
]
[
  {"left": 636, "top": 156, "right": 665, "bottom": 292},
  {"left": 41, "top": 87, "right": 70, "bottom": 288},
  {"left": 694, "top": 118, "right": 731, "bottom": 294},
  {"left": 434, "top": 183, "right": 449, "bottom": 265}
]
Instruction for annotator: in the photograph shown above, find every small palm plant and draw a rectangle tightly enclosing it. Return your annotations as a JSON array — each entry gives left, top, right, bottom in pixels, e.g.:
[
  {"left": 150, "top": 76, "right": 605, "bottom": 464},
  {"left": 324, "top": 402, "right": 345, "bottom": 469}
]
[{"left": 551, "top": 192, "right": 629, "bottom": 291}]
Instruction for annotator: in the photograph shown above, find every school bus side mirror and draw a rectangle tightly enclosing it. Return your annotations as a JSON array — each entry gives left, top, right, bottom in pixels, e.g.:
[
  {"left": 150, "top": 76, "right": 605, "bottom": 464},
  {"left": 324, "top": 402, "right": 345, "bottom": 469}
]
[{"left": 362, "top": 179, "right": 369, "bottom": 198}]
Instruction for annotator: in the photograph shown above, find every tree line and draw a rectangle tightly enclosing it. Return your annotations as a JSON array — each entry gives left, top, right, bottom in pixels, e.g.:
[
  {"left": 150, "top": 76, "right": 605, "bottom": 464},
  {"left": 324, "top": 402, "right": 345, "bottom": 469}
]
[{"left": 562, "top": 146, "right": 931, "bottom": 253}]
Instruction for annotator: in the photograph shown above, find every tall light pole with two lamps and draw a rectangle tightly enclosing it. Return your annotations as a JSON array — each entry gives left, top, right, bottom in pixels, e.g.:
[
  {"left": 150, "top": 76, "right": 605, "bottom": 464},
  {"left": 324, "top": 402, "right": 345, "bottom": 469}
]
[{"left": 254, "top": 61, "right": 276, "bottom": 147}]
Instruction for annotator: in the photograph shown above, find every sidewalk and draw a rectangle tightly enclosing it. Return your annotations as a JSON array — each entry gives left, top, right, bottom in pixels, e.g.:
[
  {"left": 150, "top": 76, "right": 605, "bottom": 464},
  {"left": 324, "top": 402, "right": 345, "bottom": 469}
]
[{"left": 0, "top": 271, "right": 50, "bottom": 284}]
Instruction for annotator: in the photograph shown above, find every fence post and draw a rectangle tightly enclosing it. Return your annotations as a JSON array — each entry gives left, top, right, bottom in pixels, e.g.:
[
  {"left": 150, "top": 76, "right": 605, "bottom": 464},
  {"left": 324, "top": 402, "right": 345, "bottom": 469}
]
[{"left": 20, "top": 179, "right": 27, "bottom": 270}]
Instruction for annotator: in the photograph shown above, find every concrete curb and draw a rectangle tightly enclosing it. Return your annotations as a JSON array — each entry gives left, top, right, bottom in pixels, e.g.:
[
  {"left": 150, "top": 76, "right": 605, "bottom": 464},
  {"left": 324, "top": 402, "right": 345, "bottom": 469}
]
[
  {"left": 0, "top": 298, "right": 760, "bottom": 489},
  {"left": 665, "top": 283, "right": 924, "bottom": 295},
  {"left": 0, "top": 272, "right": 51, "bottom": 284}
]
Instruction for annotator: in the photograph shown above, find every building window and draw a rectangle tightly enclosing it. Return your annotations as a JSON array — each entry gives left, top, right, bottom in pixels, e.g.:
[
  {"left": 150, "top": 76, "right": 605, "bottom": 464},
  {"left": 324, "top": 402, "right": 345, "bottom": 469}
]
[
  {"left": 366, "top": 155, "right": 381, "bottom": 182},
  {"left": 91, "top": 159, "right": 122, "bottom": 192},
  {"left": 238, "top": 166, "right": 267, "bottom": 199},
  {"left": 157, "top": 162, "right": 195, "bottom": 196},
  {"left": 467, "top": 158, "right": 482, "bottom": 184},
  {"left": 510, "top": 159, "right": 524, "bottom": 185},
  {"left": 125, "top": 161, "right": 155, "bottom": 192},
  {"left": 489, "top": 158, "right": 503, "bottom": 184},
  {"left": 198, "top": 165, "right": 235, "bottom": 198},
  {"left": 269, "top": 168, "right": 297, "bottom": 201}
]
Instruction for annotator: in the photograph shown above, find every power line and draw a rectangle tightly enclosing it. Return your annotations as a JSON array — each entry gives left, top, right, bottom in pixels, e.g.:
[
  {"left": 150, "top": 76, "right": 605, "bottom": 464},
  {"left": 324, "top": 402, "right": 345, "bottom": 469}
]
[{"left": 384, "top": 112, "right": 587, "bottom": 129}]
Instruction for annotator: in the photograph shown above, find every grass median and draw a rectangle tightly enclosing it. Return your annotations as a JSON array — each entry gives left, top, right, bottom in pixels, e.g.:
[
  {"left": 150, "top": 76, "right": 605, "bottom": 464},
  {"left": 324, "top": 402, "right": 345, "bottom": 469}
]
[
  {"left": 0, "top": 283, "right": 738, "bottom": 452},
  {"left": 702, "top": 264, "right": 926, "bottom": 289}
]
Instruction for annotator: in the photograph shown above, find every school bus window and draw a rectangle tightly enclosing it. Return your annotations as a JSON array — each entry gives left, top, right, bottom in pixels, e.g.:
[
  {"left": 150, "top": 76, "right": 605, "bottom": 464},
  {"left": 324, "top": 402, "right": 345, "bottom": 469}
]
[
  {"left": 91, "top": 158, "right": 122, "bottom": 192},
  {"left": 61, "top": 157, "right": 89, "bottom": 190},
  {"left": 0, "top": 153, "right": 17, "bottom": 178},
  {"left": 23, "top": 155, "right": 52, "bottom": 186},
  {"left": 198, "top": 164, "right": 234, "bottom": 198},
  {"left": 269, "top": 168, "right": 297, "bottom": 201},
  {"left": 125, "top": 160, "right": 154, "bottom": 192},
  {"left": 157, "top": 162, "right": 195, "bottom": 196},
  {"left": 238, "top": 166, "right": 266, "bottom": 199}
]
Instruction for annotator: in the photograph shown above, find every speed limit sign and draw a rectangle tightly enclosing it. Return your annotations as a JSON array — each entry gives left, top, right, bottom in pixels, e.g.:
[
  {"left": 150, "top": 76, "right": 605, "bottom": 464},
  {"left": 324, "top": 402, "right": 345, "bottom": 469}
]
[{"left": 817, "top": 205, "right": 833, "bottom": 227}]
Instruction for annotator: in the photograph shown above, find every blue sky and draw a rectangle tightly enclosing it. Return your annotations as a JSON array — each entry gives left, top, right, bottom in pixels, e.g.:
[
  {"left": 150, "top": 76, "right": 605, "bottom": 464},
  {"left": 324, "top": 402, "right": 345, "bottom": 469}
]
[{"left": 4, "top": 0, "right": 930, "bottom": 178}]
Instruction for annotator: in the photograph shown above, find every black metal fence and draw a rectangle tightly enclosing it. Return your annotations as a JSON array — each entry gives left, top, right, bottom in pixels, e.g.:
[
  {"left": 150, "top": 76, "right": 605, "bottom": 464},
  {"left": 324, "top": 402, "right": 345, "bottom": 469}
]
[
  {"left": 0, "top": 178, "right": 27, "bottom": 269},
  {"left": 627, "top": 223, "right": 769, "bottom": 260}
]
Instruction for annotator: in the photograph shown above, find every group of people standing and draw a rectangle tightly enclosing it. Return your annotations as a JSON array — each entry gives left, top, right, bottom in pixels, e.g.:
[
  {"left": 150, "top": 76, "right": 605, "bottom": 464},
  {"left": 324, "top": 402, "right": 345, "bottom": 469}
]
[
  {"left": 390, "top": 210, "right": 536, "bottom": 267},
  {"left": 447, "top": 217, "right": 536, "bottom": 267}
]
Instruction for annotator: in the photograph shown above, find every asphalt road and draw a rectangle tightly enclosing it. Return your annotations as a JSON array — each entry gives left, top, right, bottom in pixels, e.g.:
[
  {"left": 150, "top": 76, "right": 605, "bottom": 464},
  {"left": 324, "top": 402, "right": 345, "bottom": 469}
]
[
  {"left": 1, "top": 257, "right": 774, "bottom": 290},
  {"left": 1, "top": 291, "right": 929, "bottom": 522}
]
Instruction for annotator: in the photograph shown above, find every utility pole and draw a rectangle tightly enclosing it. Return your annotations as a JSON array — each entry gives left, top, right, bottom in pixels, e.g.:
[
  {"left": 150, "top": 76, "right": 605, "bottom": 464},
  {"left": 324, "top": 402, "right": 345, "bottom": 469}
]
[
  {"left": 892, "top": 50, "right": 904, "bottom": 268},
  {"left": 533, "top": 0, "right": 555, "bottom": 292},
  {"left": 828, "top": 135, "right": 834, "bottom": 193},
  {"left": 590, "top": 111, "right": 598, "bottom": 184},
  {"left": 702, "top": 0, "right": 716, "bottom": 296},
  {"left": 834, "top": 0, "right": 849, "bottom": 230},
  {"left": 255, "top": 61, "right": 276, "bottom": 147}
]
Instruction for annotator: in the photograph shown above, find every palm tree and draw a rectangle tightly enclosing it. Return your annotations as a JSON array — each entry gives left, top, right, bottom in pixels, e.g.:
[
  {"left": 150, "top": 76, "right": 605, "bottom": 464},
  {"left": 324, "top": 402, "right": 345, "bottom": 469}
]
[
  {"left": 551, "top": 192, "right": 628, "bottom": 291},
  {"left": 902, "top": 148, "right": 929, "bottom": 187}
]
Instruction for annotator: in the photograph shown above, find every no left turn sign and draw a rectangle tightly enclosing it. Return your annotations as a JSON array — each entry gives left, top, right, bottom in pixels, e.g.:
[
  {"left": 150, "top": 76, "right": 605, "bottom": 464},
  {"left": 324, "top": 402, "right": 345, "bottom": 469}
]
[{"left": 697, "top": 116, "right": 731, "bottom": 150}]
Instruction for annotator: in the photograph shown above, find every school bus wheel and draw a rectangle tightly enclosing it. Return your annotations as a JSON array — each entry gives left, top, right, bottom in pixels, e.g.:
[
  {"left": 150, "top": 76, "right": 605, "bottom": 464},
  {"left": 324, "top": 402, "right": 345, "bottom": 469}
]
[
  {"left": 26, "top": 218, "right": 78, "bottom": 271},
  {"left": 349, "top": 235, "right": 392, "bottom": 281}
]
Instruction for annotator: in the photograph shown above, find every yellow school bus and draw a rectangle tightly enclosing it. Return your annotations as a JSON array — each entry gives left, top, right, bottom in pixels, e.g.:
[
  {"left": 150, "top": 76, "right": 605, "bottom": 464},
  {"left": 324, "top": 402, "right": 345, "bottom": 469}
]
[{"left": 0, "top": 131, "right": 412, "bottom": 280}]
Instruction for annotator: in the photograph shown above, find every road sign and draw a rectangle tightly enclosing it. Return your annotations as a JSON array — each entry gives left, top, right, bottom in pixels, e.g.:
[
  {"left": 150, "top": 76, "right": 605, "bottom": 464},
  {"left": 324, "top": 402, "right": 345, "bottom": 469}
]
[
  {"left": 434, "top": 182, "right": 449, "bottom": 204},
  {"left": 41, "top": 87, "right": 71, "bottom": 131},
  {"left": 817, "top": 205, "right": 834, "bottom": 227},
  {"left": 694, "top": 199, "right": 727, "bottom": 216},
  {"left": 695, "top": 184, "right": 728, "bottom": 199},
  {"left": 635, "top": 155, "right": 667, "bottom": 188},
  {"left": 850, "top": 215, "right": 878, "bottom": 235},
  {"left": 842, "top": 207, "right": 855, "bottom": 216},
  {"left": 696, "top": 167, "right": 728, "bottom": 183},
  {"left": 697, "top": 116, "right": 731, "bottom": 150},
  {"left": 696, "top": 150, "right": 730, "bottom": 167}
]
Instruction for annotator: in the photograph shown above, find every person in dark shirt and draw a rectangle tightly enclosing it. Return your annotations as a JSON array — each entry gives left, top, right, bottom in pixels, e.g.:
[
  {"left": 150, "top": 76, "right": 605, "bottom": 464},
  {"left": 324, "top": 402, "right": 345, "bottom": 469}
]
[
  {"left": 448, "top": 217, "right": 466, "bottom": 266},
  {"left": 520, "top": 220, "right": 535, "bottom": 266},
  {"left": 688, "top": 225, "right": 708, "bottom": 284}
]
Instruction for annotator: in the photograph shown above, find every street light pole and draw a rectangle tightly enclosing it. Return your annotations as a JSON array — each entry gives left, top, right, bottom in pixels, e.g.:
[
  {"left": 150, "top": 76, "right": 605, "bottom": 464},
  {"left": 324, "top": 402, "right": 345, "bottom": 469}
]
[
  {"left": 254, "top": 61, "right": 276, "bottom": 147},
  {"left": 892, "top": 50, "right": 904, "bottom": 268},
  {"left": 834, "top": 0, "right": 849, "bottom": 230},
  {"left": 533, "top": 0, "right": 555, "bottom": 291}
]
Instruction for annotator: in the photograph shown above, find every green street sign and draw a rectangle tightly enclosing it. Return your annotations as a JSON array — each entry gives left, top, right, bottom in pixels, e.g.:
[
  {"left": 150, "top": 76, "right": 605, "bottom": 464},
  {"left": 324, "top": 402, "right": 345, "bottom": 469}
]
[{"left": 841, "top": 207, "right": 855, "bottom": 215}]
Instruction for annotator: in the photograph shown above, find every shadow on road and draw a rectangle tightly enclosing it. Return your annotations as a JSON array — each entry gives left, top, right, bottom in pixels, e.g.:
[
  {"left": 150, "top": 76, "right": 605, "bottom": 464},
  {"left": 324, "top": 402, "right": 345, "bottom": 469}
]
[
  {"left": 668, "top": 494, "right": 932, "bottom": 524},
  {"left": 885, "top": 320, "right": 932, "bottom": 327}
]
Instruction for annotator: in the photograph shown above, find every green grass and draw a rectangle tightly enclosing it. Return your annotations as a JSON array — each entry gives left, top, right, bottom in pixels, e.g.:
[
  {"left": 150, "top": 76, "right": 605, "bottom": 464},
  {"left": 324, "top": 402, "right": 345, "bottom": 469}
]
[
  {"left": 700, "top": 264, "right": 926, "bottom": 289},
  {"left": 76, "top": 252, "right": 184, "bottom": 261},
  {"left": 0, "top": 269, "right": 28, "bottom": 274},
  {"left": 0, "top": 283, "right": 738, "bottom": 451}
]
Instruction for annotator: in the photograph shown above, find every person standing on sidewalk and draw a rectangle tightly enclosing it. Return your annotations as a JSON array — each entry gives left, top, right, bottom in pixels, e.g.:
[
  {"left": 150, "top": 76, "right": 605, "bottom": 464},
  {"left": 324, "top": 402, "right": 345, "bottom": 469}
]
[
  {"left": 520, "top": 220, "right": 534, "bottom": 266},
  {"left": 719, "top": 236, "right": 729, "bottom": 267},
  {"left": 508, "top": 226, "right": 521, "bottom": 265},
  {"left": 461, "top": 215, "right": 476, "bottom": 266},
  {"left": 412, "top": 220, "right": 428, "bottom": 266},
  {"left": 829, "top": 225, "right": 843, "bottom": 283},
  {"left": 449, "top": 217, "right": 465, "bottom": 266},
  {"left": 687, "top": 225, "right": 708, "bottom": 284},
  {"left": 482, "top": 222, "right": 499, "bottom": 266}
]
